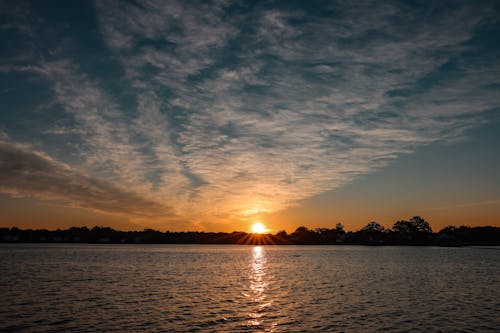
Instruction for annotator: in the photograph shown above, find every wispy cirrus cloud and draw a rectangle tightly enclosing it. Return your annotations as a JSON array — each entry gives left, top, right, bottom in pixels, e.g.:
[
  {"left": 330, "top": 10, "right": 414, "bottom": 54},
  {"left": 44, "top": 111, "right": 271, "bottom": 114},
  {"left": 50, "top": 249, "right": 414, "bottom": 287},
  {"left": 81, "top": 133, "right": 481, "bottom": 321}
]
[
  {"left": 0, "top": 1, "right": 499, "bottom": 227},
  {"left": 91, "top": 0, "right": 500, "bottom": 219},
  {"left": 0, "top": 141, "right": 173, "bottom": 217}
]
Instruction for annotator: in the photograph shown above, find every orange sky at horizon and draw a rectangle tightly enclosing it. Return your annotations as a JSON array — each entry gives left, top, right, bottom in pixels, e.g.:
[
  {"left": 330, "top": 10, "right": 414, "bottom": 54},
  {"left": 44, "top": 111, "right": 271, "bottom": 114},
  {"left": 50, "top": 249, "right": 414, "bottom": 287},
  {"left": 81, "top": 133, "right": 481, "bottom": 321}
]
[{"left": 1, "top": 194, "right": 498, "bottom": 233}]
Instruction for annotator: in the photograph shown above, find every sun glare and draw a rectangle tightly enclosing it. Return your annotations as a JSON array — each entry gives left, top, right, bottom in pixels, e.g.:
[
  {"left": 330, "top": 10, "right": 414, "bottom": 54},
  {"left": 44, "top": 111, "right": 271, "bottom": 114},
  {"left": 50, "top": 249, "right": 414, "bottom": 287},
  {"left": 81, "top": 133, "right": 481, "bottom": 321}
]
[{"left": 251, "top": 222, "right": 266, "bottom": 234}]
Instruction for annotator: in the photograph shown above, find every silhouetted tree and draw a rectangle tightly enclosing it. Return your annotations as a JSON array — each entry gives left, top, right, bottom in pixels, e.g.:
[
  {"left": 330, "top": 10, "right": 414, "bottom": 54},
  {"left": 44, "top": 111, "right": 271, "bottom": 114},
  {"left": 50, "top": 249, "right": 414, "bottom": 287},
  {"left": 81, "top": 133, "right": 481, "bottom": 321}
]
[
  {"left": 393, "top": 220, "right": 411, "bottom": 234},
  {"left": 290, "top": 226, "right": 321, "bottom": 244},
  {"left": 315, "top": 228, "right": 338, "bottom": 244},
  {"left": 392, "top": 216, "right": 432, "bottom": 243},
  {"left": 362, "top": 221, "right": 385, "bottom": 233},
  {"left": 353, "top": 221, "right": 386, "bottom": 244},
  {"left": 409, "top": 216, "right": 432, "bottom": 233},
  {"left": 2, "top": 221, "right": 499, "bottom": 245},
  {"left": 276, "top": 230, "right": 288, "bottom": 240}
]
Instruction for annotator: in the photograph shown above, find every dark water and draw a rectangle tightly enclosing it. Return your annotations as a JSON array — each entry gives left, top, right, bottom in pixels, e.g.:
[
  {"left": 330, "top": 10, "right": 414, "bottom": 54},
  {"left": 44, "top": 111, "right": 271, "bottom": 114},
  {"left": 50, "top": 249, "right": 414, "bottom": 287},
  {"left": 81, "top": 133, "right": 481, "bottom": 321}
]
[{"left": 0, "top": 244, "right": 499, "bottom": 332}]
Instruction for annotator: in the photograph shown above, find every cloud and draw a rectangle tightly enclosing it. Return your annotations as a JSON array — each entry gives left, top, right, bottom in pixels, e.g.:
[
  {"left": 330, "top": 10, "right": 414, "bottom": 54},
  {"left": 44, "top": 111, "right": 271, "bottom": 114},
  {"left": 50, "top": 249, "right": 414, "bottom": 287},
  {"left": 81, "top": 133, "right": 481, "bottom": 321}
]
[
  {"left": 1, "top": 1, "right": 499, "bottom": 227},
  {"left": 95, "top": 0, "right": 239, "bottom": 87},
  {"left": 0, "top": 141, "right": 173, "bottom": 217}
]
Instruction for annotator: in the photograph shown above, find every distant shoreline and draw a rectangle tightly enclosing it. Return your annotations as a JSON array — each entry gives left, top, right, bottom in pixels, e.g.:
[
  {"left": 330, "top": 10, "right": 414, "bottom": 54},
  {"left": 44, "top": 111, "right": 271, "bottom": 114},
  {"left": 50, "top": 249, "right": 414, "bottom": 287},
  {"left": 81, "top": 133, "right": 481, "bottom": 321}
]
[
  {"left": 2, "top": 242, "right": 499, "bottom": 247},
  {"left": 2, "top": 223, "right": 499, "bottom": 246}
]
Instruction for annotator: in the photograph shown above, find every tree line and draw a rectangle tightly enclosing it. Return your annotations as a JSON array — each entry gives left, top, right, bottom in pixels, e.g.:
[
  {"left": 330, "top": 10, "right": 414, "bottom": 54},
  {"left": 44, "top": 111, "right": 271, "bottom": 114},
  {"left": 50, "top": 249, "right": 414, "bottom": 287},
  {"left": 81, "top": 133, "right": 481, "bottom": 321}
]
[{"left": 1, "top": 216, "right": 499, "bottom": 245}]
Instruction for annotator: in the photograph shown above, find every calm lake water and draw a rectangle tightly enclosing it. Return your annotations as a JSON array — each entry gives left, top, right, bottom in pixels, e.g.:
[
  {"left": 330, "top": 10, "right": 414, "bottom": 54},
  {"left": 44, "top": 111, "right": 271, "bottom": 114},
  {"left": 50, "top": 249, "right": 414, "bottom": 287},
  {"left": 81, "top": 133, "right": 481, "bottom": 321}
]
[{"left": 0, "top": 244, "right": 499, "bottom": 332}]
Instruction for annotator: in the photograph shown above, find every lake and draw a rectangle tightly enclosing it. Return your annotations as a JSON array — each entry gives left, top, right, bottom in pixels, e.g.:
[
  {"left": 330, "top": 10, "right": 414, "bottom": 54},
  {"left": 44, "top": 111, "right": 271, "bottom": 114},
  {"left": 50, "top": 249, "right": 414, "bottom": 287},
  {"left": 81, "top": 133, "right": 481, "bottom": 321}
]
[{"left": 0, "top": 244, "right": 499, "bottom": 332}]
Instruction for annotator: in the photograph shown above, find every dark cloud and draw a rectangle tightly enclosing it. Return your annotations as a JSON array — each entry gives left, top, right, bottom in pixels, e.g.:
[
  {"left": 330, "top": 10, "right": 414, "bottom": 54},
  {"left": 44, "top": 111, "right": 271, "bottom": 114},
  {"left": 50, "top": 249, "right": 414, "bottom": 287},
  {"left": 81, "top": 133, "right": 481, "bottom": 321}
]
[
  {"left": 1, "top": 1, "right": 499, "bottom": 226},
  {"left": 0, "top": 142, "right": 174, "bottom": 217}
]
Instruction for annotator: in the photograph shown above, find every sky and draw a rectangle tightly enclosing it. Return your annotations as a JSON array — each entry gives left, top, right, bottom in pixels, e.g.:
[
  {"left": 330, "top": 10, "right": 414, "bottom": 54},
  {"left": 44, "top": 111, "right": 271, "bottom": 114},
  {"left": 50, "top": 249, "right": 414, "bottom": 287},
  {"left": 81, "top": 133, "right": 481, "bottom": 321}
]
[{"left": 1, "top": 0, "right": 499, "bottom": 233}]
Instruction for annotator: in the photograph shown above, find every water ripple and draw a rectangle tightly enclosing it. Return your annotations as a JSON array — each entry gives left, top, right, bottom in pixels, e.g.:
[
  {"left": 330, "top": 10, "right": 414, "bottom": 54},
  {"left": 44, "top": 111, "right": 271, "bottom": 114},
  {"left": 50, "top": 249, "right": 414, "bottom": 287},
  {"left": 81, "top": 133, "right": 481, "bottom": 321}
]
[{"left": 0, "top": 244, "right": 499, "bottom": 332}]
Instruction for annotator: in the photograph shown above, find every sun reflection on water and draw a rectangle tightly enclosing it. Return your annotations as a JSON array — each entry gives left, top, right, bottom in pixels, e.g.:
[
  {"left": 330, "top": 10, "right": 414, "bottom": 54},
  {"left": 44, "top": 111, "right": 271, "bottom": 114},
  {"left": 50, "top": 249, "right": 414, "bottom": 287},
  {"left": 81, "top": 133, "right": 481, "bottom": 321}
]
[
  {"left": 250, "top": 246, "right": 267, "bottom": 300},
  {"left": 245, "top": 246, "right": 276, "bottom": 331}
]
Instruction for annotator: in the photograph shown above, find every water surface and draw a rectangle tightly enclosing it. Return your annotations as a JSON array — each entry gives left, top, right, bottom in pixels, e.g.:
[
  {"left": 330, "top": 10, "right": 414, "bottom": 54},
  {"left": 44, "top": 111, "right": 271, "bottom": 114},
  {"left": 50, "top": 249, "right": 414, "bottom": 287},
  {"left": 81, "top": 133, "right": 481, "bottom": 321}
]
[{"left": 1, "top": 244, "right": 499, "bottom": 332}]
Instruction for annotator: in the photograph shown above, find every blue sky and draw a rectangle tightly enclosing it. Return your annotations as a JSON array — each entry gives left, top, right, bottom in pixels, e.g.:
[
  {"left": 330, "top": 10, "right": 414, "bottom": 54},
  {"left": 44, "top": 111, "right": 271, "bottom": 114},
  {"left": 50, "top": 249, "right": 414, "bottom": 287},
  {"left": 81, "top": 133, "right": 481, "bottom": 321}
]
[{"left": 1, "top": 0, "right": 499, "bottom": 231}]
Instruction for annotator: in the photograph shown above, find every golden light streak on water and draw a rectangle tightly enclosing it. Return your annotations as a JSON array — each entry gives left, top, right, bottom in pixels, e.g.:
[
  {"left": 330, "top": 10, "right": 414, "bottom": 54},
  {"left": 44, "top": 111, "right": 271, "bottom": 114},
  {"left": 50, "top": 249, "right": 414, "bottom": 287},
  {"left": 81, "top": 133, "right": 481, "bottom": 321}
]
[{"left": 245, "top": 246, "right": 276, "bottom": 331}]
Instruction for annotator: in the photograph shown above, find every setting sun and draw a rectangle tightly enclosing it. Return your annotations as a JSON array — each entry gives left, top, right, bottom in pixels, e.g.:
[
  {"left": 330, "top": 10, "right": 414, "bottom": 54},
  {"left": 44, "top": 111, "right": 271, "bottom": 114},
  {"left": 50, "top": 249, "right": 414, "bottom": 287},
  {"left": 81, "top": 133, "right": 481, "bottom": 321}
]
[{"left": 251, "top": 222, "right": 266, "bottom": 234}]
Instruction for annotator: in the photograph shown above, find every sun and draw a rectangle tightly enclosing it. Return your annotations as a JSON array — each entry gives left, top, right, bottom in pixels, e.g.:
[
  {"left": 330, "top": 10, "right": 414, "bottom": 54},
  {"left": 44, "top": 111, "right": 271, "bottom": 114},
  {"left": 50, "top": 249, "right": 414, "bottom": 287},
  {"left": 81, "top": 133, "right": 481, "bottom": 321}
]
[{"left": 251, "top": 222, "right": 266, "bottom": 234}]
